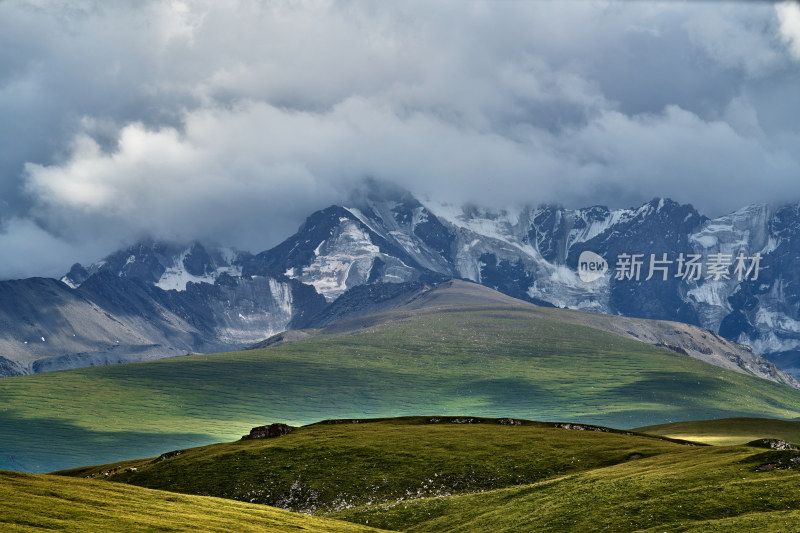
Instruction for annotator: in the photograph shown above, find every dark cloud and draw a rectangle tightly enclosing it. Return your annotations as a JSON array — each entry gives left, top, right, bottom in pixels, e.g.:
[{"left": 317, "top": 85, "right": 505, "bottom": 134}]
[{"left": 2, "top": 0, "right": 800, "bottom": 279}]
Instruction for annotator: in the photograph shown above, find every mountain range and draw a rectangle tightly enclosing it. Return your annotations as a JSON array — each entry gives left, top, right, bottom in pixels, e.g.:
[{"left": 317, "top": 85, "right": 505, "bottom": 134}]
[{"left": 1, "top": 181, "right": 799, "bottom": 382}]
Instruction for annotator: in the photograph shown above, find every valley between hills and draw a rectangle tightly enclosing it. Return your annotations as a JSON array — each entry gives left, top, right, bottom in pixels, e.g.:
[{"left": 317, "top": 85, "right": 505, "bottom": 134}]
[{"left": 2, "top": 281, "right": 800, "bottom": 531}]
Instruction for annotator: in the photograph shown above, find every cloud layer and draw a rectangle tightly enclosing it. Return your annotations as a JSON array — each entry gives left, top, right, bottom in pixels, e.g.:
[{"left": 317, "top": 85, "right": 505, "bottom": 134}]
[{"left": 2, "top": 0, "right": 800, "bottom": 278}]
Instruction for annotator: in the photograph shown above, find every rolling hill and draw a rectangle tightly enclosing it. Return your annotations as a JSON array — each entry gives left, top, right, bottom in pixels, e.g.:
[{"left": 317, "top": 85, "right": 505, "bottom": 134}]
[
  {"left": 2, "top": 281, "right": 800, "bottom": 473},
  {"left": 51, "top": 417, "right": 800, "bottom": 533},
  {"left": 636, "top": 417, "right": 800, "bottom": 446},
  {"left": 329, "top": 436, "right": 800, "bottom": 532},
  {"left": 54, "top": 417, "right": 696, "bottom": 512}
]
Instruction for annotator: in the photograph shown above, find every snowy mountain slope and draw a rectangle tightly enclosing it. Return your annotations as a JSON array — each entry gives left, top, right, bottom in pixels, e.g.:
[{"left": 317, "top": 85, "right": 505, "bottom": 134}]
[
  {"left": 240, "top": 206, "right": 425, "bottom": 300},
  {"left": 421, "top": 201, "right": 613, "bottom": 309},
  {"left": 64, "top": 240, "right": 327, "bottom": 342},
  {"left": 711, "top": 204, "right": 800, "bottom": 376},
  {"left": 251, "top": 188, "right": 800, "bottom": 379},
  {"left": 62, "top": 240, "right": 243, "bottom": 291}
]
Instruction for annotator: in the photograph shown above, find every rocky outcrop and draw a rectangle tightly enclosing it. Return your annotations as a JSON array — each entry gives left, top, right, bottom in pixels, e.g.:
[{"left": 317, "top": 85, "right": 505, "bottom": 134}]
[
  {"left": 747, "top": 438, "right": 799, "bottom": 451},
  {"left": 156, "top": 450, "right": 183, "bottom": 461},
  {"left": 241, "top": 423, "right": 294, "bottom": 440}
]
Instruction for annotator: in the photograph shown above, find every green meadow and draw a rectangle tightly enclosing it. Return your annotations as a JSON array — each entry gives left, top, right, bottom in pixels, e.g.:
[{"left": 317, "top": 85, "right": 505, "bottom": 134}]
[
  {"left": 331, "top": 441, "right": 800, "bottom": 532},
  {"left": 48, "top": 416, "right": 800, "bottom": 533},
  {"left": 55, "top": 417, "right": 693, "bottom": 511},
  {"left": 0, "top": 470, "right": 387, "bottom": 533},
  {"left": 3, "top": 306, "right": 800, "bottom": 472}
]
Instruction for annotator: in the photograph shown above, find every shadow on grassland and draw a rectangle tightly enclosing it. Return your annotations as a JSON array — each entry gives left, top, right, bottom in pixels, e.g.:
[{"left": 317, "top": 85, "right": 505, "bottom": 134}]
[{"left": 0, "top": 413, "right": 218, "bottom": 474}]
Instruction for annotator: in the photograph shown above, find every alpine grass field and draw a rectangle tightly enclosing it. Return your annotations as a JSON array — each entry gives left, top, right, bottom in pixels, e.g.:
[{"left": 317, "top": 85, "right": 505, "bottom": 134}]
[
  {"left": 48, "top": 417, "right": 800, "bottom": 532},
  {"left": 3, "top": 304, "right": 800, "bottom": 473}
]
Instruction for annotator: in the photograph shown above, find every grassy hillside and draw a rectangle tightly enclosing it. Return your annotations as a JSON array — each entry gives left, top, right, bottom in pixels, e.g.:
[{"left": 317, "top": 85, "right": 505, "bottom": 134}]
[
  {"left": 330, "top": 445, "right": 800, "bottom": 532},
  {"left": 53, "top": 416, "right": 800, "bottom": 532},
  {"left": 55, "top": 417, "right": 694, "bottom": 512},
  {"left": 3, "top": 305, "right": 800, "bottom": 472},
  {"left": 637, "top": 417, "right": 800, "bottom": 445},
  {"left": 0, "top": 470, "right": 388, "bottom": 533}
]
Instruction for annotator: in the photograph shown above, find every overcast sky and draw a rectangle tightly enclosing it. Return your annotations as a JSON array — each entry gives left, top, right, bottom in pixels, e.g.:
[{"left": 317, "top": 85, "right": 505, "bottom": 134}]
[{"left": 2, "top": 0, "right": 800, "bottom": 279}]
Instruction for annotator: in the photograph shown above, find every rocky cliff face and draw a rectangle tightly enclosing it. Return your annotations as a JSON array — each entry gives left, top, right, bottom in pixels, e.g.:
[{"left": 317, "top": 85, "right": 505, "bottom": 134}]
[{"left": 0, "top": 242, "right": 326, "bottom": 376}]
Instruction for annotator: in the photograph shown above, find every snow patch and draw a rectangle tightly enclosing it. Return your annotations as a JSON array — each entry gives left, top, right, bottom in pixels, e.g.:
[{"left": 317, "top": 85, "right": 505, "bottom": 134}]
[
  {"left": 268, "top": 278, "right": 293, "bottom": 315},
  {"left": 690, "top": 234, "right": 718, "bottom": 248},
  {"left": 746, "top": 334, "right": 800, "bottom": 357},
  {"left": 690, "top": 204, "right": 771, "bottom": 256},
  {"left": 567, "top": 208, "right": 633, "bottom": 249},
  {"left": 761, "top": 236, "right": 781, "bottom": 255},
  {"left": 390, "top": 231, "right": 421, "bottom": 255},
  {"left": 155, "top": 248, "right": 241, "bottom": 291},
  {"left": 527, "top": 264, "right": 610, "bottom": 310},
  {"left": 295, "top": 220, "right": 383, "bottom": 301},
  {"left": 423, "top": 201, "right": 542, "bottom": 260},
  {"left": 754, "top": 308, "right": 800, "bottom": 333},
  {"left": 344, "top": 207, "right": 384, "bottom": 238},
  {"left": 411, "top": 207, "right": 429, "bottom": 229},
  {"left": 687, "top": 281, "right": 731, "bottom": 309}
]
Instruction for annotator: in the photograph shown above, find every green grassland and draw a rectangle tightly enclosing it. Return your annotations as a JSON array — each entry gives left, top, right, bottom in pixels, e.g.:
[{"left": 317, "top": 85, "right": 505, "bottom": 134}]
[
  {"left": 3, "top": 305, "right": 800, "bottom": 472},
  {"left": 52, "top": 417, "right": 800, "bottom": 532},
  {"left": 636, "top": 417, "right": 800, "bottom": 445},
  {"left": 330, "top": 443, "right": 800, "bottom": 532},
  {"left": 0, "top": 470, "right": 388, "bottom": 533},
  {"left": 55, "top": 417, "right": 696, "bottom": 512}
]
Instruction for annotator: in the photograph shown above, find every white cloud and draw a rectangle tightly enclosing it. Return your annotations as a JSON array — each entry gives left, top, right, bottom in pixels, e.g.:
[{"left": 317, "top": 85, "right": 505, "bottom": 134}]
[
  {"left": 777, "top": 1, "right": 800, "bottom": 59},
  {"left": 24, "top": 96, "right": 800, "bottom": 252},
  {"left": 1, "top": 0, "right": 800, "bottom": 278},
  {"left": 686, "top": 5, "right": 783, "bottom": 76}
]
